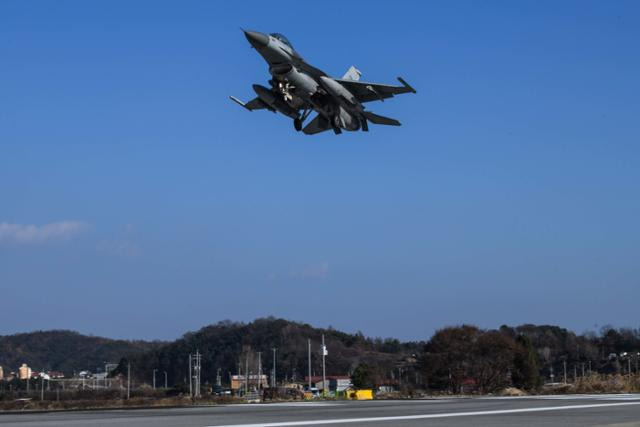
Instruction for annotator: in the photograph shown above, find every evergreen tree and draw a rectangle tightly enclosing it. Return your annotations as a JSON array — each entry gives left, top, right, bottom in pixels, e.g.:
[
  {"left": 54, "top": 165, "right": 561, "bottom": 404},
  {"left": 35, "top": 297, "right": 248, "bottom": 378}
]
[
  {"left": 351, "top": 363, "right": 374, "bottom": 389},
  {"left": 512, "top": 334, "right": 541, "bottom": 391}
]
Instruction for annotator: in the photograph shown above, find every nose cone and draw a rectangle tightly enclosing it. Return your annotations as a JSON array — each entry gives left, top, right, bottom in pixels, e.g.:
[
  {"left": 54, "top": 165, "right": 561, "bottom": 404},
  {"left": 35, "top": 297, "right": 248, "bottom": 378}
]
[{"left": 244, "top": 30, "right": 269, "bottom": 49}]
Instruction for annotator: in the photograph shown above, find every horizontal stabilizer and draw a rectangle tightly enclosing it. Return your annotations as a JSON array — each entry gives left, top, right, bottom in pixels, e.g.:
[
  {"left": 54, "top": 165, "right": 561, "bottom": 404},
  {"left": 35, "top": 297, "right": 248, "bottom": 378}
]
[{"left": 362, "top": 111, "right": 401, "bottom": 126}]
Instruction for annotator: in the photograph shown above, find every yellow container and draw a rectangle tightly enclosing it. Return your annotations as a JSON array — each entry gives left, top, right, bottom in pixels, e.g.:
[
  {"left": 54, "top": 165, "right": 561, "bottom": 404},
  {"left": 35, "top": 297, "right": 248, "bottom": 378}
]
[{"left": 346, "top": 389, "right": 373, "bottom": 400}]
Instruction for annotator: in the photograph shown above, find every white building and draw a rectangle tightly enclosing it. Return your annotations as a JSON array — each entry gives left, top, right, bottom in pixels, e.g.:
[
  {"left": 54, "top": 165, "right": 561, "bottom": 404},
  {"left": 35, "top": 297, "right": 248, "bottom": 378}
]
[
  {"left": 306, "top": 376, "right": 352, "bottom": 392},
  {"left": 18, "top": 364, "right": 31, "bottom": 380}
]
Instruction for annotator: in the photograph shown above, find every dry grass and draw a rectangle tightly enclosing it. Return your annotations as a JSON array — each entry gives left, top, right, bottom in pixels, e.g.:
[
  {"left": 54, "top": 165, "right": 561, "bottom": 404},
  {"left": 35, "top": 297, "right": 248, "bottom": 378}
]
[
  {"left": 542, "top": 374, "right": 640, "bottom": 394},
  {"left": 499, "top": 387, "right": 527, "bottom": 396},
  {"left": 0, "top": 395, "right": 241, "bottom": 412}
]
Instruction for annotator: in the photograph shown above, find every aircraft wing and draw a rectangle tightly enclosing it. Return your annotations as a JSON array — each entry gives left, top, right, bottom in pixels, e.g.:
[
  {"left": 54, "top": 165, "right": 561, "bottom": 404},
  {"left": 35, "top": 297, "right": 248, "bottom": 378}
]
[
  {"left": 229, "top": 96, "right": 275, "bottom": 112},
  {"left": 334, "top": 77, "right": 416, "bottom": 103}
]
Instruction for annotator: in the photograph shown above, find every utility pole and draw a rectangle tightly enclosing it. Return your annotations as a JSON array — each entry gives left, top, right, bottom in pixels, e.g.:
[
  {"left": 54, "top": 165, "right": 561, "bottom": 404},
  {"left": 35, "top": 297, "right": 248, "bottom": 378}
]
[
  {"left": 103, "top": 362, "right": 108, "bottom": 389},
  {"left": 127, "top": 362, "right": 131, "bottom": 400},
  {"left": 153, "top": 369, "right": 157, "bottom": 390},
  {"left": 307, "top": 339, "right": 312, "bottom": 391},
  {"left": 258, "top": 352, "right": 262, "bottom": 390},
  {"left": 164, "top": 371, "right": 168, "bottom": 389},
  {"left": 245, "top": 354, "right": 249, "bottom": 394},
  {"left": 574, "top": 365, "right": 577, "bottom": 383},
  {"left": 41, "top": 376, "right": 44, "bottom": 401},
  {"left": 272, "top": 347, "right": 277, "bottom": 388},
  {"left": 195, "top": 355, "right": 198, "bottom": 397},
  {"left": 629, "top": 358, "right": 632, "bottom": 379},
  {"left": 563, "top": 360, "right": 567, "bottom": 384},
  {"left": 321, "top": 334, "right": 327, "bottom": 397},
  {"left": 190, "top": 351, "right": 202, "bottom": 398}
]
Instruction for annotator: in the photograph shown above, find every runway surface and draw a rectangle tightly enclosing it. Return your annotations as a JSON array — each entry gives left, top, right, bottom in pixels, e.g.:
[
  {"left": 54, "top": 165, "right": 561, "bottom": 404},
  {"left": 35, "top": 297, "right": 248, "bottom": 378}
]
[{"left": 1, "top": 394, "right": 640, "bottom": 427}]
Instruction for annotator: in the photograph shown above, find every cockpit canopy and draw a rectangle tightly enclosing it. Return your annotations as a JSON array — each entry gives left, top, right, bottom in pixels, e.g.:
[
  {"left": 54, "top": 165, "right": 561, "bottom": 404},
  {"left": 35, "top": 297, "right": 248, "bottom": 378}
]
[{"left": 270, "top": 33, "right": 293, "bottom": 49}]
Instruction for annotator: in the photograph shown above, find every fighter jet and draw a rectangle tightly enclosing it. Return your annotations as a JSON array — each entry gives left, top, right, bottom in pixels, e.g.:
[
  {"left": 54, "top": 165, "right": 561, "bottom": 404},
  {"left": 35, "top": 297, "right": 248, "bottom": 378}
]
[{"left": 230, "top": 30, "right": 416, "bottom": 135}]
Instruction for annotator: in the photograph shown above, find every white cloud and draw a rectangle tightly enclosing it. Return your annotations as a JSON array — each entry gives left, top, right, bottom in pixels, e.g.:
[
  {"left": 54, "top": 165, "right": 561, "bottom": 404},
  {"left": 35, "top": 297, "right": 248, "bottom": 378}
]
[
  {"left": 96, "top": 223, "right": 141, "bottom": 258},
  {"left": 0, "top": 221, "right": 88, "bottom": 244},
  {"left": 96, "top": 239, "right": 141, "bottom": 258},
  {"left": 290, "top": 262, "right": 330, "bottom": 279}
]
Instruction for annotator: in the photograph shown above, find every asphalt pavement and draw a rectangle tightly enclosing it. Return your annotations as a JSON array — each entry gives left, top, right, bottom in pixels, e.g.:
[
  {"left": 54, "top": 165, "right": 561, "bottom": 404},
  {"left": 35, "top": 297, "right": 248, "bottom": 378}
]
[{"left": 1, "top": 394, "right": 640, "bottom": 427}]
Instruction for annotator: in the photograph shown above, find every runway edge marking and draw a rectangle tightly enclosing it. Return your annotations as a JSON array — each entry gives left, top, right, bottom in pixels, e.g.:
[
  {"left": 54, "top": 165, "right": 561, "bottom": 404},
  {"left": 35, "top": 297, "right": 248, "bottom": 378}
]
[{"left": 205, "top": 401, "right": 640, "bottom": 427}]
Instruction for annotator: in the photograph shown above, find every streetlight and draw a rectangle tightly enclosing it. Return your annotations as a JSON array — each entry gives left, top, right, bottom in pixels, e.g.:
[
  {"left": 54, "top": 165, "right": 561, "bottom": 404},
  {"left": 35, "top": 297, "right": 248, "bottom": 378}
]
[{"left": 620, "top": 353, "right": 632, "bottom": 379}]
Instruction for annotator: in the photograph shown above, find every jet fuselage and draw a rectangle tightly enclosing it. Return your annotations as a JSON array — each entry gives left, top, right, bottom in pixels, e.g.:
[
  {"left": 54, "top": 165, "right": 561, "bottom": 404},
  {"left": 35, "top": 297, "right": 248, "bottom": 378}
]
[
  {"left": 245, "top": 30, "right": 362, "bottom": 133},
  {"left": 233, "top": 30, "right": 416, "bottom": 135}
]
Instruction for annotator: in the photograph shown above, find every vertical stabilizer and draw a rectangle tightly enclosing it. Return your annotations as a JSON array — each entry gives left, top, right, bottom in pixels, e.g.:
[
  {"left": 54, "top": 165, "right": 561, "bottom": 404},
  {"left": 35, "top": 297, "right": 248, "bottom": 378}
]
[{"left": 342, "top": 66, "right": 362, "bottom": 81}]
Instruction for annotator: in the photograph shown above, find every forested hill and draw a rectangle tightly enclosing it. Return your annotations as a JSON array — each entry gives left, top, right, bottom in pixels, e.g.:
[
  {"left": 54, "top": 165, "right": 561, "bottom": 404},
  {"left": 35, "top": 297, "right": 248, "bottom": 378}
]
[
  {"left": 3, "top": 319, "right": 638, "bottom": 393},
  {"left": 121, "top": 319, "right": 639, "bottom": 391},
  {"left": 0, "top": 330, "right": 163, "bottom": 375},
  {"left": 123, "top": 318, "right": 422, "bottom": 386}
]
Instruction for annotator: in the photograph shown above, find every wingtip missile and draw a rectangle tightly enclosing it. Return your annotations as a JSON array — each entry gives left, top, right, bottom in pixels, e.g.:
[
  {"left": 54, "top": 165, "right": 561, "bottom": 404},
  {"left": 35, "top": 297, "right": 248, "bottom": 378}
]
[{"left": 397, "top": 77, "right": 417, "bottom": 94}]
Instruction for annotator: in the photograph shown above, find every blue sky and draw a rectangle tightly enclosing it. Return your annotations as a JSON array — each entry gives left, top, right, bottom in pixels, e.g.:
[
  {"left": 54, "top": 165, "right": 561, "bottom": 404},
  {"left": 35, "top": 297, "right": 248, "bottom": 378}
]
[{"left": 1, "top": 1, "right": 639, "bottom": 341}]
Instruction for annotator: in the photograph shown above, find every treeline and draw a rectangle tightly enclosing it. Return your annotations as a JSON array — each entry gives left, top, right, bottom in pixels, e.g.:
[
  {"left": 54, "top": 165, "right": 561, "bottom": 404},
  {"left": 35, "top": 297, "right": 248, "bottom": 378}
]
[
  {"left": 119, "top": 318, "right": 421, "bottom": 388},
  {"left": 421, "top": 324, "right": 640, "bottom": 393},
  {"left": 422, "top": 325, "right": 540, "bottom": 393},
  {"left": 121, "top": 320, "right": 638, "bottom": 394},
  {"left": 120, "top": 319, "right": 640, "bottom": 394},
  {"left": 2, "top": 319, "right": 639, "bottom": 396},
  {"left": 0, "top": 330, "right": 163, "bottom": 375}
]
